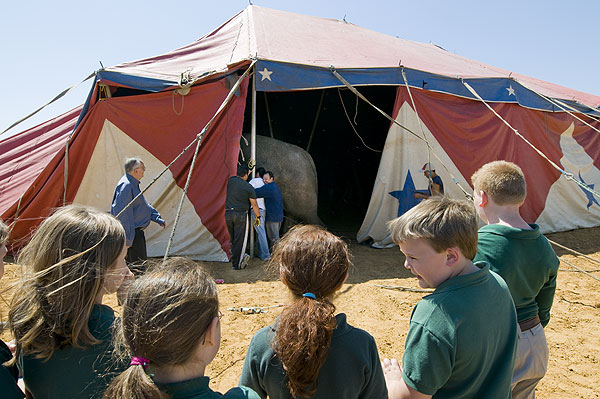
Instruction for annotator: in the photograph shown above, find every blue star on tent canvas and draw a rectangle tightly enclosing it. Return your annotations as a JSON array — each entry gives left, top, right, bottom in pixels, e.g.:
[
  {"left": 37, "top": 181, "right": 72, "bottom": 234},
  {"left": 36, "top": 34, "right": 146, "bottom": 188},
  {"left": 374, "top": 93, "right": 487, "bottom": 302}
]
[
  {"left": 578, "top": 172, "right": 600, "bottom": 210},
  {"left": 389, "top": 170, "right": 429, "bottom": 217}
]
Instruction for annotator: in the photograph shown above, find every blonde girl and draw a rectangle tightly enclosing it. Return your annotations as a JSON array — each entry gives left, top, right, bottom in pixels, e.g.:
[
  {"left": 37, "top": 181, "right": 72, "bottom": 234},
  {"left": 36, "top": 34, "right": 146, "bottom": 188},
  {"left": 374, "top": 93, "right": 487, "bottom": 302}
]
[
  {"left": 8, "top": 205, "right": 132, "bottom": 399},
  {"left": 239, "top": 225, "right": 387, "bottom": 399},
  {"left": 1, "top": 220, "right": 25, "bottom": 398},
  {"left": 103, "top": 257, "right": 260, "bottom": 399}
]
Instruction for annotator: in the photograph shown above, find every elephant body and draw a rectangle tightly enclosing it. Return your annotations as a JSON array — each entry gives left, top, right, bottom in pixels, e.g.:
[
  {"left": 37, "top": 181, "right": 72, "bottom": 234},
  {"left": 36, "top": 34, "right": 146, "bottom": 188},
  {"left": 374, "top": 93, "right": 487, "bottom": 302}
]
[{"left": 241, "top": 135, "right": 323, "bottom": 226}]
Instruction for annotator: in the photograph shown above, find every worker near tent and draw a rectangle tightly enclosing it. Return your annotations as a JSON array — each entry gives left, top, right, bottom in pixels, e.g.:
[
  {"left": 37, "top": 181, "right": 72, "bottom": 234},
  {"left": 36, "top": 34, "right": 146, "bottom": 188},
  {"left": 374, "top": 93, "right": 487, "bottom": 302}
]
[
  {"left": 226, "top": 164, "right": 261, "bottom": 270},
  {"left": 414, "top": 162, "right": 444, "bottom": 199},
  {"left": 255, "top": 170, "right": 284, "bottom": 249},
  {"left": 249, "top": 166, "right": 270, "bottom": 261},
  {"left": 111, "top": 157, "right": 165, "bottom": 274}
]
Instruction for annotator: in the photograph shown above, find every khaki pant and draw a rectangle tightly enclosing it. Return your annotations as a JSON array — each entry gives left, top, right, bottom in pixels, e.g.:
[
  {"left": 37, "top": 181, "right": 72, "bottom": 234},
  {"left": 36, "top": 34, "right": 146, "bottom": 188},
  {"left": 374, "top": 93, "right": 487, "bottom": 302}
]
[{"left": 512, "top": 323, "right": 549, "bottom": 399}]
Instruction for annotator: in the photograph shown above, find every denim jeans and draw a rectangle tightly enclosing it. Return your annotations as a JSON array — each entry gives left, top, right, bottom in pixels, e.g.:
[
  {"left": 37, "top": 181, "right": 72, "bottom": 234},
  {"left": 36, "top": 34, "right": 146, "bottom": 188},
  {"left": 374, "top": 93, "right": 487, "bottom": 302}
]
[{"left": 253, "top": 208, "right": 270, "bottom": 260}]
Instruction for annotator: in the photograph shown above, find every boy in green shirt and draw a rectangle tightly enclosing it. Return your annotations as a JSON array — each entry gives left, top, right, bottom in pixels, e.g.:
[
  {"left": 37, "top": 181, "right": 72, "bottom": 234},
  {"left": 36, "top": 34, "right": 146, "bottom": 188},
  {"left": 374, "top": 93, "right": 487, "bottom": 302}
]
[
  {"left": 383, "top": 197, "right": 517, "bottom": 399},
  {"left": 471, "top": 161, "right": 559, "bottom": 399}
]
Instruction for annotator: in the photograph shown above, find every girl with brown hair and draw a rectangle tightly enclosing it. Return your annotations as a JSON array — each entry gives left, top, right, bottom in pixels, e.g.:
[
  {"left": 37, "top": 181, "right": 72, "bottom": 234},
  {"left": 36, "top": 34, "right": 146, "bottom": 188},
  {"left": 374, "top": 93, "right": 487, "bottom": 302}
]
[
  {"left": 239, "top": 225, "right": 387, "bottom": 399},
  {"left": 0, "top": 219, "right": 25, "bottom": 398},
  {"left": 103, "top": 257, "right": 260, "bottom": 399},
  {"left": 8, "top": 205, "right": 133, "bottom": 398}
]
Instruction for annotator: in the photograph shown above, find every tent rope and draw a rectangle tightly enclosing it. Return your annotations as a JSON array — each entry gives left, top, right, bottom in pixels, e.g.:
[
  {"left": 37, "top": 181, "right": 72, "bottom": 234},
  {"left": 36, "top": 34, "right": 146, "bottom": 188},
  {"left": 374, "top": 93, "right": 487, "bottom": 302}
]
[
  {"left": 401, "top": 68, "right": 435, "bottom": 189},
  {"left": 462, "top": 80, "right": 600, "bottom": 201},
  {"left": 1, "top": 72, "right": 96, "bottom": 137},
  {"left": 330, "top": 66, "right": 474, "bottom": 199},
  {"left": 515, "top": 79, "right": 600, "bottom": 136},
  {"left": 559, "top": 258, "right": 600, "bottom": 282},
  {"left": 548, "top": 238, "right": 600, "bottom": 267},
  {"left": 162, "top": 62, "right": 256, "bottom": 260},
  {"left": 336, "top": 88, "right": 381, "bottom": 152}
]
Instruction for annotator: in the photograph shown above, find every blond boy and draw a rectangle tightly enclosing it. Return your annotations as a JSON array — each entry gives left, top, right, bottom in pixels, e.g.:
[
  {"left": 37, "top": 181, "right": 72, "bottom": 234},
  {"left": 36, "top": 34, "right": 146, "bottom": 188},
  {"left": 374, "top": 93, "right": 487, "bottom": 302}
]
[
  {"left": 472, "top": 161, "right": 559, "bottom": 399},
  {"left": 383, "top": 197, "right": 517, "bottom": 399}
]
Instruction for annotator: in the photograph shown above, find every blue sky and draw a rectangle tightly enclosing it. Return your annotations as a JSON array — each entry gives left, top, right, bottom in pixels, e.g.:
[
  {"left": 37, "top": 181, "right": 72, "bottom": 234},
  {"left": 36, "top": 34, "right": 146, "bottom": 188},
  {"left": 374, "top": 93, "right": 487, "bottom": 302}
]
[{"left": 2, "top": 0, "right": 598, "bottom": 136}]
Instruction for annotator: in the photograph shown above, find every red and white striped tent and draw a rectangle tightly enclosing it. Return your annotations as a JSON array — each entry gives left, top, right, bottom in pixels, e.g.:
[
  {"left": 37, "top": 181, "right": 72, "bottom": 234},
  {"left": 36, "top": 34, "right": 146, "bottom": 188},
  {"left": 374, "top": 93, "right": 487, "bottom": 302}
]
[{"left": 1, "top": 6, "right": 599, "bottom": 258}]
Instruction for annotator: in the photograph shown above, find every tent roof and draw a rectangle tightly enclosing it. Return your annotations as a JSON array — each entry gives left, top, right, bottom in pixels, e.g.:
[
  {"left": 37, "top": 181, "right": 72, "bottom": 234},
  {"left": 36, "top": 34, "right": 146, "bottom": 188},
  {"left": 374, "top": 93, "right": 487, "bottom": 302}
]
[{"left": 102, "top": 6, "right": 600, "bottom": 112}]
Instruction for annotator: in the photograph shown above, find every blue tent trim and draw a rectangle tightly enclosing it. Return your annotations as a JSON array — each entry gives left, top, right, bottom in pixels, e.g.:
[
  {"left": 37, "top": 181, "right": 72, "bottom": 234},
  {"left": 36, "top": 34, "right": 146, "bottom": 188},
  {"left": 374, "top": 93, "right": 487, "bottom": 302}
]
[
  {"left": 254, "top": 60, "right": 600, "bottom": 116},
  {"left": 97, "top": 70, "right": 177, "bottom": 92}
]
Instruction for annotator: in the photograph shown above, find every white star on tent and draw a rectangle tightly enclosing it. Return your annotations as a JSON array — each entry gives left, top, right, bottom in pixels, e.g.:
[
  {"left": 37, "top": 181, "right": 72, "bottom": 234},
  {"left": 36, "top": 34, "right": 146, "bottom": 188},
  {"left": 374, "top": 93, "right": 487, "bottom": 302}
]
[
  {"left": 506, "top": 85, "right": 515, "bottom": 96},
  {"left": 258, "top": 68, "right": 273, "bottom": 81}
]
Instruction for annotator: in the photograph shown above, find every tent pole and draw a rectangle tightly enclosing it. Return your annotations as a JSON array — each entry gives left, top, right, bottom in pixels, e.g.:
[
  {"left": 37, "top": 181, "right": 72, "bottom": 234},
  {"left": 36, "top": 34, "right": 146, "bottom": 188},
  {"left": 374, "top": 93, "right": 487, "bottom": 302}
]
[
  {"left": 249, "top": 71, "right": 257, "bottom": 259},
  {"left": 264, "top": 92, "right": 274, "bottom": 138},
  {"left": 306, "top": 90, "right": 325, "bottom": 152}
]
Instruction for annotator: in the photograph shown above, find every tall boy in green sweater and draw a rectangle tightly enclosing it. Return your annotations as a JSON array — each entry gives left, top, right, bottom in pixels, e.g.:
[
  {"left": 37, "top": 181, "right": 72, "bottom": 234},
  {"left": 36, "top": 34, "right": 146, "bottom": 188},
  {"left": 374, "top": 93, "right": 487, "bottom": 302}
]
[{"left": 471, "top": 161, "right": 559, "bottom": 399}]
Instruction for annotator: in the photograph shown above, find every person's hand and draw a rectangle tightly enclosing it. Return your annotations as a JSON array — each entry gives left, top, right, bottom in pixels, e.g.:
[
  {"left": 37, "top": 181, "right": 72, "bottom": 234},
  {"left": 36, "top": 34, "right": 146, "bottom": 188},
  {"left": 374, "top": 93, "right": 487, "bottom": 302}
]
[
  {"left": 7, "top": 339, "right": 16, "bottom": 355},
  {"left": 382, "top": 358, "right": 405, "bottom": 399},
  {"left": 254, "top": 216, "right": 261, "bottom": 227},
  {"left": 160, "top": 221, "right": 167, "bottom": 229}
]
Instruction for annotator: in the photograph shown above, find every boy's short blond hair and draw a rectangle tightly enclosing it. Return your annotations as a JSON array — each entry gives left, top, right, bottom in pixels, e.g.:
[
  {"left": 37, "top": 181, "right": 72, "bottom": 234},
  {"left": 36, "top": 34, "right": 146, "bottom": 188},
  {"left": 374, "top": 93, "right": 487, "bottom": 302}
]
[
  {"left": 471, "top": 161, "right": 526, "bottom": 205},
  {"left": 388, "top": 197, "right": 478, "bottom": 260}
]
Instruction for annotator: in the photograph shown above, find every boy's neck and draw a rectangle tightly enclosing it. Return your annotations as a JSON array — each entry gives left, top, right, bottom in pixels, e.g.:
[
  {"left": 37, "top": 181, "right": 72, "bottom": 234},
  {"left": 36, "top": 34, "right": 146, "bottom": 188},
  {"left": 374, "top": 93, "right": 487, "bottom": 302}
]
[
  {"left": 452, "top": 259, "right": 480, "bottom": 279},
  {"left": 482, "top": 203, "right": 531, "bottom": 230}
]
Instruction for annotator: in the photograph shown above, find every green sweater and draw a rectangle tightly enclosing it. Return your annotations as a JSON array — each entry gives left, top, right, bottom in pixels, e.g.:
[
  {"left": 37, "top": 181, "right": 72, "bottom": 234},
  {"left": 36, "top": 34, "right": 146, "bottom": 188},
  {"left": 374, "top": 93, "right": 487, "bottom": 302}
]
[
  {"left": 21, "top": 304, "right": 126, "bottom": 399},
  {"left": 0, "top": 340, "right": 24, "bottom": 398},
  {"left": 474, "top": 223, "right": 559, "bottom": 326},
  {"left": 239, "top": 313, "right": 387, "bottom": 399},
  {"left": 156, "top": 376, "right": 260, "bottom": 399},
  {"left": 402, "top": 264, "right": 517, "bottom": 398}
]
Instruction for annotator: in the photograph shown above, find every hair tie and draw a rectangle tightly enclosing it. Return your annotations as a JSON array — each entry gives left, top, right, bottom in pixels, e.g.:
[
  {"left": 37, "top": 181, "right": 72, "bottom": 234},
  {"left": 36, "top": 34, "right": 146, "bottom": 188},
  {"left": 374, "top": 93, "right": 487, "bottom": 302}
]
[
  {"left": 302, "top": 292, "right": 316, "bottom": 299},
  {"left": 130, "top": 356, "right": 150, "bottom": 369}
]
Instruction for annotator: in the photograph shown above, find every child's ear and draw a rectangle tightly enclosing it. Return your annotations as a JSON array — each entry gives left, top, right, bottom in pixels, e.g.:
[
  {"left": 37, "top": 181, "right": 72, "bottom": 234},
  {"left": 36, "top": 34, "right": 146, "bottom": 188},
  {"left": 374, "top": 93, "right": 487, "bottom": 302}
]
[
  {"left": 445, "top": 248, "right": 459, "bottom": 266},
  {"left": 479, "top": 191, "right": 488, "bottom": 207},
  {"left": 203, "top": 316, "right": 220, "bottom": 346}
]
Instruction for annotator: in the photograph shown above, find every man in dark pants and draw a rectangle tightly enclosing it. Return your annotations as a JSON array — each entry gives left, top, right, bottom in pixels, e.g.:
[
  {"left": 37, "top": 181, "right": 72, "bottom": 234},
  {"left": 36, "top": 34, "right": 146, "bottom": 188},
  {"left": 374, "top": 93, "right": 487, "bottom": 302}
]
[
  {"left": 111, "top": 157, "right": 165, "bottom": 274},
  {"left": 255, "top": 170, "right": 283, "bottom": 249},
  {"left": 226, "top": 164, "right": 260, "bottom": 270}
]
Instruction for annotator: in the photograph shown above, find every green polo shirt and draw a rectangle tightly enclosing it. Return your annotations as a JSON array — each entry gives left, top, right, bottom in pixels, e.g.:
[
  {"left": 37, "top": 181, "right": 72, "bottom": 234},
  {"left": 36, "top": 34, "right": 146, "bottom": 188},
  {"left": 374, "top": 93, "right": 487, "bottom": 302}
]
[
  {"left": 474, "top": 223, "right": 559, "bottom": 326},
  {"left": 157, "top": 376, "right": 259, "bottom": 399},
  {"left": 21, "top": 304, "right": 125, "bottom": 399},
  {"left": 402, "top": 264, "right": 518, "bottom": 398},
  {"left": 239, "top": 313, "right": 387, "bottom": 399},
  {"left": 0, "top": 340, "right": 24, "bottom": 398}
]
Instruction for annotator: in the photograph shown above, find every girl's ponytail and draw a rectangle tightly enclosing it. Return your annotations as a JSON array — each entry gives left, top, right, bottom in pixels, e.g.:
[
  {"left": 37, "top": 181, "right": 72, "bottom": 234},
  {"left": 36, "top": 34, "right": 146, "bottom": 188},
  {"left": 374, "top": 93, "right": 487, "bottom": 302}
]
[
  {"left": 274, "top": 296, "right": 336, "bottom": 397},
  {"left": 271, "top": 225, "right": 350, "bottom": 398},
  {"left": 104, "top": 363, "right": 166, "bottom": 399}
]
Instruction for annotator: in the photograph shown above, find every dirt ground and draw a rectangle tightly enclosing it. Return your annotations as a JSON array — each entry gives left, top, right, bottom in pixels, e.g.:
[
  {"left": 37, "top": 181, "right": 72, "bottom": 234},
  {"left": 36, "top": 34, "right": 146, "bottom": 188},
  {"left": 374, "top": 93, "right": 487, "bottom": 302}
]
[{"left": 1, "top": 226, "right": 599, "bottom": 398}]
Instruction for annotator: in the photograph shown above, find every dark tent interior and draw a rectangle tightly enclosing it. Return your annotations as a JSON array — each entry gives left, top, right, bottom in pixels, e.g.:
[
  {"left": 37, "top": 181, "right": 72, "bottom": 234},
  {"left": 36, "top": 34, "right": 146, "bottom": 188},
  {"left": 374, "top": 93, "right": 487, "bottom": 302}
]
[{"left": 242, "top": 81, "right": 397, "bottom": 235}]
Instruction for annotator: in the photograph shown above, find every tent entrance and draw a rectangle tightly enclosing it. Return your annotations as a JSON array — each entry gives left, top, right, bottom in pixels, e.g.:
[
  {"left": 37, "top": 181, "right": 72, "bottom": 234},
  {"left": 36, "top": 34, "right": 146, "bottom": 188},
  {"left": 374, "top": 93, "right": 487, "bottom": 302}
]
[{"left": 243, "top": 84, "right": 396, "bottom": 236}]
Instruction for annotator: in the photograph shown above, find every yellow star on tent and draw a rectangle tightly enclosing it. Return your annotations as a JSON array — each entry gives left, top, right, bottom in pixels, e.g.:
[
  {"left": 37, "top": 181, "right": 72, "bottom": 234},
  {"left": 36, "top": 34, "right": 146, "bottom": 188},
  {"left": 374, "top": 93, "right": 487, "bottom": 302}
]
[
  {"left": 506, "top": 85, "right": 515, "bottom": 96},
  {"left": 258, "top": 67, "right": 273, "bottom": 81}
]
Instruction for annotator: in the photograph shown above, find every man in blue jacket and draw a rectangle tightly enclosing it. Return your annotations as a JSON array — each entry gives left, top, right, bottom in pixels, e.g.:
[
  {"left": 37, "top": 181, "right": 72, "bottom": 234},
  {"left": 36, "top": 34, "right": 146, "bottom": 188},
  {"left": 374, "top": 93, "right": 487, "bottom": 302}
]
[
  {"left": 255, "top": 170, "right": 283, "bottom": 249},
  {"left": 111, "top": 157, "right": 165, "bottom": 273}
]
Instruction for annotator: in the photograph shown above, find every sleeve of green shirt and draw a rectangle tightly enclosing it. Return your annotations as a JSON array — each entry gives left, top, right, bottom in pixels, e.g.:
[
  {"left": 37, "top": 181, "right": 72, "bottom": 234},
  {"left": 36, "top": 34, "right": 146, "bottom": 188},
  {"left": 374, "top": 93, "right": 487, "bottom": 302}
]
[
  {"left": 402, "top": 323, "right": 453, "bottom": 395},
  {"left": 536, "top": 271, "right": 557, "bottom": 327},
  {"left": 239, "top": 332, "right": 268, "bottom": 399},
  {"left": 358, "top": 337, "right": 388, "bottom": 399}
]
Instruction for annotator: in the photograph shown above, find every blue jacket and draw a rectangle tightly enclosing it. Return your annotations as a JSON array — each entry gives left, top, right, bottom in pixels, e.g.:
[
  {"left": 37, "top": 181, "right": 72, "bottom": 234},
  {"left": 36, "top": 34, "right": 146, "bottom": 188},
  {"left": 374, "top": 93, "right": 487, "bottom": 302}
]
[
  {"left": 255, "top": 182, "right": 284, "bottom": 223},
  {"left": 111, "top": 173, "right": 164, "bottom": 246}
]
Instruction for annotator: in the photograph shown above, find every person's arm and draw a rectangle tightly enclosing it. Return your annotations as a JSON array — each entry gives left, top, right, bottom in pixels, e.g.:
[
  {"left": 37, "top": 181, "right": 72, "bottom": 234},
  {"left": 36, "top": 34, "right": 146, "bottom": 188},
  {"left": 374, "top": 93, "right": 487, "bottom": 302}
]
[
  {"left": 249, "top": 198, "right": 260, "bottom": 219},
  {"left": 239, "top": 334, "right": 268, "bottom": 399},
  {"left": 112, "top": 183, "right": 135, "bottom": 247},
  {"left": 536, "top": 269, "right": 557, "bottom": 327},
  {"left": 149, "top": 205, "right": 166, "bottom": 228},
  {"left": 382, "top": 359, "right": 432, "bottom": 399},
  {"left": 358, "top": 337, "right": 389, "bottom": 399}
]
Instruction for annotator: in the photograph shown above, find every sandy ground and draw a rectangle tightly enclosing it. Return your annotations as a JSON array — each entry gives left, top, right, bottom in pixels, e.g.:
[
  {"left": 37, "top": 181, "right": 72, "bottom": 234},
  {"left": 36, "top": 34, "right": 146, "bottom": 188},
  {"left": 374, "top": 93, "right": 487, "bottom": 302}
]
[{"left": 1, "top": 226, "right": 599, "bottom": 398}]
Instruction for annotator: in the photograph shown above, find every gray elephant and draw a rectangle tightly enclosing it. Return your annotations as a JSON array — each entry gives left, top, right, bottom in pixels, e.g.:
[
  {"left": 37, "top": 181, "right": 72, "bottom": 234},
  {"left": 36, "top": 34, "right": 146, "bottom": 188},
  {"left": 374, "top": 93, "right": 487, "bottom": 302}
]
[{"left": 241, "top": 134, "right": 323, "bottom": 226}]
